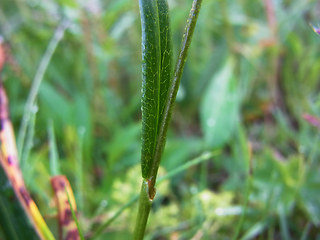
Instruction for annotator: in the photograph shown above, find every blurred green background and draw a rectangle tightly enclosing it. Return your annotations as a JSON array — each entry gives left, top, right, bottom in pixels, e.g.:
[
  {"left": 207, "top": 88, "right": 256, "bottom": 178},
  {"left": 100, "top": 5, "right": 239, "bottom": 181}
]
[{"left": 1, "top": 0, "right": 320, "bottom": 239}]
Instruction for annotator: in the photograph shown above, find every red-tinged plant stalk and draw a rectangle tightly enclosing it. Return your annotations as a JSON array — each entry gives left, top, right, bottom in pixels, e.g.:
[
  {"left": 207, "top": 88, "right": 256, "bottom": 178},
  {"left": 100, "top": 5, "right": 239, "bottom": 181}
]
[
  {"left": 0, "top": 83, "right": 55, "bottom": 240},
  {"left": 51, "top": 175, "right": 80, "bottom": 240}
]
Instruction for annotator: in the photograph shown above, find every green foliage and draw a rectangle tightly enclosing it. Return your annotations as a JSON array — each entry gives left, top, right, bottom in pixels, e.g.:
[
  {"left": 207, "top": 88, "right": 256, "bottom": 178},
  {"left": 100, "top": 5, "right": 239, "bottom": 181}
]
[
  {"left": 135, "top": 0, "right": 203, "bottom": 238},
  {"left": 0, "top": 0, "right": 320, "bottom": 239},
  {"left": 139, "top": 0, "right": 172, "bottom": 179}
]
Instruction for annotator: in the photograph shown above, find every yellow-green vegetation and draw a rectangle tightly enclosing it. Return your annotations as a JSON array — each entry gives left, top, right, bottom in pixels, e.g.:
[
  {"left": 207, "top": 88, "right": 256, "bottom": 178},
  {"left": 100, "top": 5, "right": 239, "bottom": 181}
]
[{"left": 0, "top": 0, "right": 320, "bottom": 239}]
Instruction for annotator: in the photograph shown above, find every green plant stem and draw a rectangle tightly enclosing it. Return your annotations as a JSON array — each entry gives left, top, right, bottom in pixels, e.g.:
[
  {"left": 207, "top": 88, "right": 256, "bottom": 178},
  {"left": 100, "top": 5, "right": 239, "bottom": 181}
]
[
  {"left": 232, "top": 126, "right": 253, "bottom": 240},
  {"left": 232, "top": 174, "right": 252, "bottom": 240},
  {"left": 20, "top": 103, "right": 37, "bottom": 173},
  {"left": 133, "top": 180, "right": 152, "bottom": 240},
  {"left": 17, "top": 20, "right": 69, "bottom": 158},
  {"left": 48, "top": 120, "right": 60, "bottom": 176},
  {"left": 76, "top": 127, "right": 85, "bottom": 212},
  {"left": 90, "top": 195, "right": 139, "bottom": 240}
]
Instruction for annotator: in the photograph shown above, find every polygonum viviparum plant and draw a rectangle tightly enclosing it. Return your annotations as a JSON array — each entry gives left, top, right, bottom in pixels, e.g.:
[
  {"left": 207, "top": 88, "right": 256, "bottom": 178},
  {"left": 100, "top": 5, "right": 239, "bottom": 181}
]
[{"left": 134, "top": 0, "right": 203, "bottom": 239}]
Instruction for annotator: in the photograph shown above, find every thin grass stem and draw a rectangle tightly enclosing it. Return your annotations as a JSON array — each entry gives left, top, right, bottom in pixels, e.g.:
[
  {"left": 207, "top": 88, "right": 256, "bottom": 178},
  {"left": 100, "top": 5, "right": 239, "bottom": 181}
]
[
  {"left": 66, "top": 188, "right": 85, "bottom": 240},
  {"left": 20, "top": 104, "right": 37, "bottom": 173},
  {"left": 157, "top": 151, "right": 219, "bottom": 183},
  {"left": 90, "top": 195, "right": 139, "bottom": 240},
  {"left": 232, "top": 174, "right": 253, "bottom": 240},
  {"left": 76, "top": 127, "right": 85, "bottom": 212},
  {"left": 48, "top": 120, "right": 60, "bottom": 176},
  {"left": 17, "top": 20, "right": 69, "bottom": 158}
]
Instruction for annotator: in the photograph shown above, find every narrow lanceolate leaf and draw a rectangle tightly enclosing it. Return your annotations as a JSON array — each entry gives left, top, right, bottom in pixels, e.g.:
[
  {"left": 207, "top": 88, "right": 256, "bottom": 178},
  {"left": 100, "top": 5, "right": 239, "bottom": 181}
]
[
  {"left": 153, "top": 0, "right": 173, "bottom": 179},
  {"left": 140, "top": 0, "right": 172, "bottom": 180},
  {"left": 51, "top": 175, "right": 80, "bottom": 240},
  {"left": 0, "top": 84, "right": 54, "bottom": 240},
  {"left": 140, "top": 0, "right": 161, "bottom": 179},
  {"left": 158, "top": 0, "right": 173, "bottom": 123}
]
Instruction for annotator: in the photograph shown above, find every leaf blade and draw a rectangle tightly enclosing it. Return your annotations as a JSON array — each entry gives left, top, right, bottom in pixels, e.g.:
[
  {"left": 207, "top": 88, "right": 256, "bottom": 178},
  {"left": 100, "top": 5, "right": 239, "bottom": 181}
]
[
  {"left": 158, "top": 0, "right": 173, "bottom": 124},
  {"left": 139, "top": 0, "right": 161, "bottom": 179}
]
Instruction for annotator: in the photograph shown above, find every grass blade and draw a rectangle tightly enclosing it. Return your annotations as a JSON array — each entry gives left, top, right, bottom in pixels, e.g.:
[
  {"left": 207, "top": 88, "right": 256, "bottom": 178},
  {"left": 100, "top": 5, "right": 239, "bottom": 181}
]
[
  {"left": 17, "top": 20, "right": 69, "bottom": 159},
  {"left": 48, "top": 120, "right": 60, "bottom": 176},
  {"left": 66, "top": 189, "right": 85, "bottom": 240},
  {"left": 89, "top": 195, "right": 139, "bottom": 240}
]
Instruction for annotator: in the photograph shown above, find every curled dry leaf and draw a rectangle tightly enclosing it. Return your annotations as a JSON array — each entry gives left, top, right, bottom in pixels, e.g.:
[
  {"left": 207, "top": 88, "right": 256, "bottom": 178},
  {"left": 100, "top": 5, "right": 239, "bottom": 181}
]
[{"left": 51, "top": 175, "right": 80, "bottom": 240}]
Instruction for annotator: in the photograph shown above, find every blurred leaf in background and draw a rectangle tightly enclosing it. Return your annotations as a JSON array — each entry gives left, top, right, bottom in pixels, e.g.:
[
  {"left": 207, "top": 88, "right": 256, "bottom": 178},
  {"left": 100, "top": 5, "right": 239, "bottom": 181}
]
[{"left": 200, "top": 57, "right": 240, "bottom": 148}]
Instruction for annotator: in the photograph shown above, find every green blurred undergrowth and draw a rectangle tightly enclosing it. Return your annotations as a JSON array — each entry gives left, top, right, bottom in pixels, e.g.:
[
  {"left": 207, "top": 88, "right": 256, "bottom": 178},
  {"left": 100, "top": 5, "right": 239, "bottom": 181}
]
[{"left": 0, "top": 0, "right": 320, "bottom": 239}]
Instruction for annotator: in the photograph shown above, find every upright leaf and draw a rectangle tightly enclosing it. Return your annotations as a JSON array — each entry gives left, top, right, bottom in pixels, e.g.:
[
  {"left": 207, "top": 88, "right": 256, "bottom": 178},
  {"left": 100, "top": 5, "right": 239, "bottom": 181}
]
[
  {"left": 140, "top": 0, "right": 172, "bottom": 179},
  {"left": 134, "top": 0, "right": 202, "bottom": 238},
  {"left": 140, "top": 0, "right": 161, "bottom": 179},
  {"left": 158, "top": 0, "right": 173, "bottom": 123}
]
